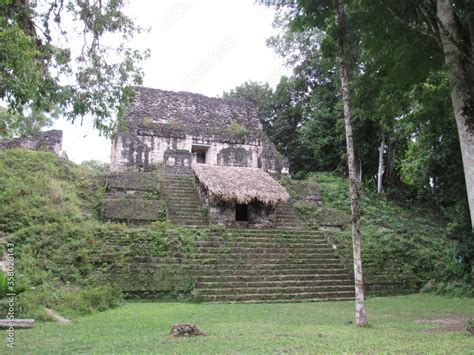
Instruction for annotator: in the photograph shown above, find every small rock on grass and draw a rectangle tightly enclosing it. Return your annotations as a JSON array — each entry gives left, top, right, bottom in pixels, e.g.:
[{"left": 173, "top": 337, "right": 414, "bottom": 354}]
[{"left": 171, "top": 324, "right": 206, "bottom": 337}]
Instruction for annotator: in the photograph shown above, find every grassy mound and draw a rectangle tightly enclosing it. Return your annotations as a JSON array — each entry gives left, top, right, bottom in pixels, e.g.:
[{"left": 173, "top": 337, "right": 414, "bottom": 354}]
[
  {"left": 283, "top": 172, "right": 472, "bottom": 296},
  {"left": 0, "top": 149, "right": 104, "bottom": 233},
  {"left": 0, "top": 149, "right": 198, "bottom": 320}
]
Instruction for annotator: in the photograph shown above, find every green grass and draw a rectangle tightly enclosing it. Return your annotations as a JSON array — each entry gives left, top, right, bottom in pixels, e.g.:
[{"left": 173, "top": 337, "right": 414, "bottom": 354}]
[
  {"left": 283, "top": 172, "right": 472, "bottom": 295},
  {"left": 3, "top": 295, "right": 473, "bottom": 354}
]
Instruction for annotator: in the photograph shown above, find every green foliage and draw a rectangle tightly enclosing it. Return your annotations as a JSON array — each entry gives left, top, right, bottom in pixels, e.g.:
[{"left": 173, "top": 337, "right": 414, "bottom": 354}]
[
  {"left": 0, "top": 106, "right": 55, "bottom": 138},
  {"left": 288, "top": 172, "right": 472, "bottom": 295},
  {"left": 149, "top": 220, "right": 172, "bottom": 231},
  {"left": 223, "top": 81, "right": 275, "bottom": 132},
  {"left": 0, "top": 150, "right": 199, "bottom": 318},
  {"left": 465, "top": 318, "right": 474, "bottom": 335},
  {"left": 0, "top": 149, "right": 105, "bottom": 233},
  {"left": 258, "top": 0, "right": 472, "bottom": 231},
  {"left": 292, "top": 201, "right": 316, "bottom": 219},
  {"left": 3, "top": 221, "right": 203, "bottom": 319},
  {"left": 0, "top": 0, "right": 150, "bottom": 136},
  {"left": 0, "top": 271, "right": 6, "bottom": 298},
  {"left": 80, "top": 160, "right": 110, "bottom": 173},
  {"left": 226, "top": 121, "right": 249, "bottom": 140}
]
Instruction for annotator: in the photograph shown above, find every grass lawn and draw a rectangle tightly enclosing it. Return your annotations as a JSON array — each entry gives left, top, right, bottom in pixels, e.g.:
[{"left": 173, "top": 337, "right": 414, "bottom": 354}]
[{"left": 3, "top": 294, "right": 473, "bottom": 354}]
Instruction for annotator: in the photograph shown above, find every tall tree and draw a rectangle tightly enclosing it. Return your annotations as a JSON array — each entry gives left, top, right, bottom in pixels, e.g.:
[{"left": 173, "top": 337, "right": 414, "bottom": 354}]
[
  {"left": 336, "top": 1, "right": 368, "bottom": 327},
  {"left": 0, "top": 0, "right": 149, "bottom": 137},
  {"left": 262, "top": 0, "right": 369, "bottom": 325},
  {"left": 435, "top": 0, "right": 474, "bottom": 229},
  {"left": 222, "top": 81, "right": 275, "bottom": 133},
  {"left": 357, "top": 0, "right": 474, "bottom": 226}
]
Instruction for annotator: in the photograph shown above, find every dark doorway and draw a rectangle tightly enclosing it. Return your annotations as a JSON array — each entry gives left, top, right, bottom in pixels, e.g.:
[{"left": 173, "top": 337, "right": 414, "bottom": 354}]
[
  {"left": 192, "top": 145, "right": 209, "bottom": 164},
  {"left": 196, "top": 151, "right": 206, "bottom": 163},
  {"left": 236, "top": 203, "right": 248, "bottom": 221}
]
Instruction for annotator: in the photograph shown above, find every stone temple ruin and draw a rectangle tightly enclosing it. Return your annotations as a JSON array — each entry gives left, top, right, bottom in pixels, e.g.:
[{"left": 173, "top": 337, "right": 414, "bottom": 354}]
[{"left": 110, "top": 86, "right": 296, "bottom": 228}]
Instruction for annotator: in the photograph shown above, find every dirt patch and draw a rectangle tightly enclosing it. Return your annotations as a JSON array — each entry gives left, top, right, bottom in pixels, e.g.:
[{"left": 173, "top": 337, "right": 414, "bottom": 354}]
[{"left": 415, "top": 316, "right": 470, "bottom": 333}]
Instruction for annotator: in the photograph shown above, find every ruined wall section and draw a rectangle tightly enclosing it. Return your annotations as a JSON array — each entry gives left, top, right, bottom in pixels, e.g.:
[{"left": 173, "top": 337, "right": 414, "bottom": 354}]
[
  {"left": 0, "top": 130, "right": 62, "bottom": 155},
  {"left": 126, "top": 87, "right": 262, "bottom": 131},
  {"left": 110, "top": 87, "right": 289, "bottom": 177}
]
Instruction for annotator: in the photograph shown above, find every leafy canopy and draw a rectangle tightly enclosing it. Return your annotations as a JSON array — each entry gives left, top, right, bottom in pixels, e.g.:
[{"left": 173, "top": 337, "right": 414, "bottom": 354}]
[{"left": 0, "top": 0, "right": 150, "bottom": 137}]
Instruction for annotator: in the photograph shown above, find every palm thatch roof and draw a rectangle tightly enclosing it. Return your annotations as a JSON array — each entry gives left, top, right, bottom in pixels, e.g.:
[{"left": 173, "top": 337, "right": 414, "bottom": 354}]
[{"left": 192, "top": 164, "right": 290, "bottom": 205}]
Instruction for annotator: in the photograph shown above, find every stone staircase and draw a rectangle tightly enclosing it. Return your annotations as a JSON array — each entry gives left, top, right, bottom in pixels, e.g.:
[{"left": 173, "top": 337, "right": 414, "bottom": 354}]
[
  {"left": 159, "top": 174, "right": 209, "bottom": 226},
  {"left": 192, "top": 229, "right": 354, "bottom": 303},
  {"left": 275, "top": 200, "right": 306, "bottom": 229}
]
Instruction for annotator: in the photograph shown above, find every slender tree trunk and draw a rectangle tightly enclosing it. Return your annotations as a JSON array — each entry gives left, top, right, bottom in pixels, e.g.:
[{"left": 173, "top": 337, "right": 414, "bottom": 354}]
[
  {"left": 436, "top": 0, "right": 474, "bottom": 229},
  {"left": 336, "top": 2, "right": 368, "bottom": 327},
  {"left": 386, "top": 142, "right": 396, "bottom": 184},
  {"left": 377, "top": 138, "right": 385, "bottom": 194}
]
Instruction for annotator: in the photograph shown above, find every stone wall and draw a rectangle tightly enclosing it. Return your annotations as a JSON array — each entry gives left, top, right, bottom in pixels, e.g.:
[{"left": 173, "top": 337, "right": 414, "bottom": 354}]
[
  {"left": 126, "top": 86, "right": 262, "bottom": 130},
  {"left": 195, "top": 180, "right": 277, "bottom": 228},
  {"left": 110, "top": 87, "right": 289, "bottom": 177},
  {"left": 207, "top": 200, "right": 276, "bottom": 228},
  {"left": 103, "top": 171, "right": 166, "bottom": 223},
  {"left": 0, "top": 130, "right": 62, "bottom": 155},
  {"left": 110, "top": 125, "right": 270, "bottom": 170}
]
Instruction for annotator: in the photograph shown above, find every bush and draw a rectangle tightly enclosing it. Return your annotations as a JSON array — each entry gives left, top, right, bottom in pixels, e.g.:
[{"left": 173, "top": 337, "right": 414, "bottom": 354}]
[
  {"left": 0, "top": 271, "right": 6, "bottom": 297},
  {"left": 226, "top": 121, "right": 249, "bottom": 139},
  {"left": 465, "top": 318, "right": 474, "bottom": 335},
  {"left": 61, "top": 284, "right": 122, "bottom": 316}
]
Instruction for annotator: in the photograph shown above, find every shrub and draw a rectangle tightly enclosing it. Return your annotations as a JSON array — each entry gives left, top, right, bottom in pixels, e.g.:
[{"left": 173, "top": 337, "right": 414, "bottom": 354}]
[
  {"left": 226, "top": 121, "right": 249, "bottom": 139},
  {"left": 0, "top": 272, "right": 6, "bottom": 297},
  {"left": 465, "top": 318, "right": 474, "bottom": 335}
]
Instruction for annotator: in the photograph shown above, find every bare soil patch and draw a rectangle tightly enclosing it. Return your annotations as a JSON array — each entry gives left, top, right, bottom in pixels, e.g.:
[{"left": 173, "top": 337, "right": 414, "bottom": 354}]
[{"left": 415, "top": 316, "right": 470, "bottom": 333}]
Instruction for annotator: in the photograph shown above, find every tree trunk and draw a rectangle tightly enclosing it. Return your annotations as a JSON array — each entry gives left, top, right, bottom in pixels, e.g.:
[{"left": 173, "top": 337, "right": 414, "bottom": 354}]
[
  {"left": 377, "top": 138, "right": 385, "bottom": 194},
  {"left": 436, "top": 0, "right": 474, "bottom": 229},
  {"left": 385, "top": 142, "right": 396, "bottom": 184},
  {"left": 336, "top": 2, "right": 368, "bottom": 327}
]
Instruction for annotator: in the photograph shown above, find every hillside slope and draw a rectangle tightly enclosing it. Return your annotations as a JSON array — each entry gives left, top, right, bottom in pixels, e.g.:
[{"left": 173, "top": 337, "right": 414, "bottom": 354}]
[{"left": 282, "top": 173, "right": 472, "bottom": 295}]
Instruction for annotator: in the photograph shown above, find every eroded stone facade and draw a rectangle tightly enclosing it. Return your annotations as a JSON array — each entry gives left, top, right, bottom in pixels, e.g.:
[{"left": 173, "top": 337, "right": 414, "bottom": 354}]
[{"left": 110, "top": 87, "right": 288, "bottom": 177}]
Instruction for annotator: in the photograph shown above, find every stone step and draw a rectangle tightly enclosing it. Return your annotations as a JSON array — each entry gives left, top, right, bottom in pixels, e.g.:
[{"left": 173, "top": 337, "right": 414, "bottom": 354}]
[
  {"left": 162, "top": 184, "right": 195, "bottom": 189},
  {"left": 194, "top": 263, "right": 344, "bottom": 275},
  {"left": 197, "top": 285, "right": 354, "bottom": 296},
  {"left": 195, "top": 246, "right": 335, "bottom": 254},
  {"left": 196, "top": 279, "right": 353, "bottom": 289},
  {"left": 197, "top": 291, "right": 355, "bottom": 302},
  {"left": 193, "top": 252, "right": 338, "bottom": 260},
  {"left": 207, "top": 230, "right": 324, "bottom": 236},
  {"left": 196, "top": 273, "right": 352, "bottom": 282},
  {"left": 203, "top": 237, "right": 330, "bottom": 244},
  {"left": 171, "top": 221, "right": 209, "bottom": 226},
  {"left": 193, "top": 261, "right": 342, "bottom": 269},
  {"left": 163, "top": 191, "right": 198, "bottom": 196},
  {"left": 193, "top": 268, "right": 347, "bottom": 277},
  {"left": 198, "top": 236, "right": 330, "bottom": 248},
  {"left": 168, "top": 211, "right": 204, "bottom": 216},
  {"left": 168, "top": 217, "right": 206, "bottom": 222},
  {"left": 167, "top": 208, "right": 203, "bottom": 212},
  {"left": 168, "top": 213, "right": 205, "bottom": 218},
  {"left": 167, "top": 203, "right": 202, "bottom": 207},
  {"left": 220, "top": 229, "right": 323, "bottom": 235}
]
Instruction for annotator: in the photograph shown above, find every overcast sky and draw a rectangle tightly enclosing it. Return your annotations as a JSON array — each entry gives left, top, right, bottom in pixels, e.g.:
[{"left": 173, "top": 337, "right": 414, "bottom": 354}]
[{"left": 52, "top": 0, "right": 288, "bottom": 163}]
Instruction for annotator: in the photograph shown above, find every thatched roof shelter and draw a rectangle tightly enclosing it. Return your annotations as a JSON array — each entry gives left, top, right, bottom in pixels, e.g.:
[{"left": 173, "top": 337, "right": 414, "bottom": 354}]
[{"left": 192, "top": 164, "right": 290, "bottom": 205}]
